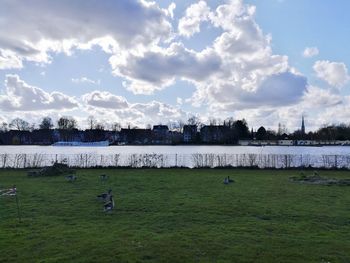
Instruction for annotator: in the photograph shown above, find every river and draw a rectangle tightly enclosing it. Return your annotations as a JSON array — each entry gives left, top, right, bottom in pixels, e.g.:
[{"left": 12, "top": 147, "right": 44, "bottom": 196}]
[{"left": 1, "top": 145, "right": 350, "bottom": 168}]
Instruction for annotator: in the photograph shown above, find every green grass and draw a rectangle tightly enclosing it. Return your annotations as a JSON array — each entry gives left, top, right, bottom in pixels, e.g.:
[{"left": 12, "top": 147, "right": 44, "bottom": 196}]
[{"left": 0, "top": 169, "right": 350, "bottom": 263}]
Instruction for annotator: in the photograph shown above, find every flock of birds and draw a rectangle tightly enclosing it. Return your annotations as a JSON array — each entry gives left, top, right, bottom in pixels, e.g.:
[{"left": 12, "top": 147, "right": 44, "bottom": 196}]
[
  {"left": 65, "top": 173, "right": 115, "bottom": 212},
  {"left": 64, "top": 172, "right": 236, "bottom": 211}
]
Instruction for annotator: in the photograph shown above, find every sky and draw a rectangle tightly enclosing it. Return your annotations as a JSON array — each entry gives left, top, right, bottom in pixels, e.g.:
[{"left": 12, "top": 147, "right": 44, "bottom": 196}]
[{"left": 0, "top": 0, "right": 349, "bottom": 132}]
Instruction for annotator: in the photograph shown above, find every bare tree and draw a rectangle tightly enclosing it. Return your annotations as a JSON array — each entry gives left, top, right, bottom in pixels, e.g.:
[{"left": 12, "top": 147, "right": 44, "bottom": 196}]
[
  {"left": 39, "top": 117, "right": 54, "bottom": 130},
  {"left": 0, "top": 122, "right": 8, "bottom": 132},
  {"left": 110, "top": 122, "right": 121, "bottom": 132},
  {"left": 224, "top": 117, "right": 235, "bottom": 128},
  {"left": 95, "top": 123, "right": 105, "bottom": 130},
  {"left": 10, "top": 118, "right": 30, "bottom": 131},
  {"left": 57, "top": 116, "right": 77, "bottom": 130},
  {"left": 87, "top": 116, "right": 97, "bottom": 130},
  {"left": 177, "top": 120, "right": 185, "bottom": 132},
  {"left": 209, "top": 118, "right": 218, "bottom": 126},
  {"left": 187, "top": 116, "right": 201, "bottom": 128}
]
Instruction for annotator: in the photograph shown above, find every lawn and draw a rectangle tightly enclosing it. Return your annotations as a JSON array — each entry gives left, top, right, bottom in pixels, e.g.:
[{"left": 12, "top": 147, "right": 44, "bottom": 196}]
[{"left": 0, "top": 169, "right": 350, "bottom": 263}]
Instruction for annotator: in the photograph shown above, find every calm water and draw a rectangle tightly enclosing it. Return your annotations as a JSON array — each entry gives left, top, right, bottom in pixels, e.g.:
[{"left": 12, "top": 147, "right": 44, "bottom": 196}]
[
  {"left": 1, "top": 145, "right": 350, "bottom": 168},
  {"left": 1, "top": 145, "right": 350, "bottom": 155}
]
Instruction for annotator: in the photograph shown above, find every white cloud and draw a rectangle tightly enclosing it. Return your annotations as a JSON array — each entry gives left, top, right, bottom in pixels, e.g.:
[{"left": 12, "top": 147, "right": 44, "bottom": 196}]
[
  {"left": 109, "top": 0, "right": 307, "bottom": 109},
  {"left": 303, "top": 47, "right": 319, "bottom": 58},
  {"left": 82, "top": 91, "right": 128, "bottom": 109},
  {"left": 301, "top": 86, "right": 342, "bottom": 108},
  {"left": 132, "top": 101, "right": 184, "bottom": 119},
  {"left": 176, "top": 97, "right": 183, "bottom": 105},
  {"left": 111, "top": 42, "right": 221, "bottom": 94},
  {"left": 231, "top": 85, "right": 346, "bottom": 131},
  {"left": 178, "top": 1, "right": 211, "bottom": 37},
  {"left": 199, "top": 72, "right": 307, "bottom": 113},
  {"left": 0, "top": 49, "right": 23, "bottom": 69},
  {"left": 0, "top": 0, "right": 326, "bottom": 131},
  {"left": 82, "top": 90, "right": 187, "bottom": 126},
  {"left": 313, "top": 60, "right": 349, "bottom": 88},
  {"left": 0, "top": 0, "right": 308, "bottom": 111},
  {"left": 166, "top": 3, "right": 176, "bottom": 19},
  {"left": 189, "top": 0, "right": 306, "bottom": 110},
  {"left": 0, "top": 0, "right": 173, "bottom": 68},
  {"left": 72, "top": 77, "right": 100, "bottom": 85},
  {"left": 238, "top": 72, "right": 307, "bottom": 108},
  {"left": 0, "top": 75, "right": 78, "bottom": 111}
]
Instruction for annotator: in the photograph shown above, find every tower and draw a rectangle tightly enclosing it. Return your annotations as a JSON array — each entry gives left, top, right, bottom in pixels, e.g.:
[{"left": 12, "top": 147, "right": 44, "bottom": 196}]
[{"left": 301, "top": 115, "right": 305, "bottom": 135}]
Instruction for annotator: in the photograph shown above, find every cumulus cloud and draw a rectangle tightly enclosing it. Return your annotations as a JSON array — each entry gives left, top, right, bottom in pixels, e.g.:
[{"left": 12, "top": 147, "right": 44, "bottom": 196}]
[
  {"left": 0, "top": 75, "right": 78, "bottom": 111},
  {"left": 166, "top": 3, "right": 176, "bottom": 19},
  {"left": 301, "top": 86, "right": 342, "bottom": 108},
  {"left": 82, "top": 91, "right": 129, "bottom": 109},
  {"left": 239, "top": 72, "right": 308, "bottom": 107},
  {"left": 187, "top": 0, "right": 307, "bottom": 111},
  {"left": 111, "top": 43, "right": 222, "bottom": 94},
  {"left": 0, "top": 0, "right": 172, "bottom": 68},
  {"left": 230, "top": 85, "right": 346, "bottom": 131},
  {"left": 178, "top": 1, "right": 211, "bottom": 37},
  {"left": 317, "top": 97, "right": 350, "bottom": 124},
  {"left": 303, "top": 47, "right": 319, "bottom": 58},
  {"left": 82, "top": 90, "right": 187, "bottom": 126},
  {"left": 0, "top": 50, "right": 23, "bottom": 69},
  {"left": 72, "top": 77, "right": 100, "bottom": 85},
  {"left": 200, "top": 72, "right": 307, "bottom": 112},
  {"left": 313, "top": 60, "right": 349, "bottom": 88},
  {"left": 0, "top": 0, "right": 325, "bottom": 130},
  {"left": 1, "top": 0, "right": 308, "bottom": 109},
  {"left": 108, "top": 0, "right": 308, "bottom": 109}
]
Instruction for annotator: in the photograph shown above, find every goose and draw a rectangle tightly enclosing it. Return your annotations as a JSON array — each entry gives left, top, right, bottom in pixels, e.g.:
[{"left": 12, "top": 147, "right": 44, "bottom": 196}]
[
  {"left": 223, "top": 177, "right": 229, "bottom": 185},
  {"left": 228, "top": 176, "right": 234, "bottom": 183},
  {"left": 0, "top": 185, "right": 16, "bottom": 196},
  {"left": 97, "top": 189, "right": 112, "bottom": 201},
  {"left": 104, "top": 195, "right": 115, "bottom": 212},
  {"left": 65, "top": 175, "right": 77, "bottom": 182}
]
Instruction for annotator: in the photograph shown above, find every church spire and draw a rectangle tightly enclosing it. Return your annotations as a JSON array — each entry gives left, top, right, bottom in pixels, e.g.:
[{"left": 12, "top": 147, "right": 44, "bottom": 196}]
[{"left": 301, "top": 115, "right": 305, "bottom": 135}]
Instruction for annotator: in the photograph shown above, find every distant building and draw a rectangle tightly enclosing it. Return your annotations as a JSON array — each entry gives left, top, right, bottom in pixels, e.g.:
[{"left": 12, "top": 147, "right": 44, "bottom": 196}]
[
  {"left": 31, "top": 129, "right": 54, "bottom": 145},
  {"left": 183, "top": 125, "right": 197, "bottom": 143},
  {"left": 200, "top": 125, "right": 227, "bottom": 144},
  {"left": 169, "top": 131, "right": 182, "bottom": 144},
  {"left": 119, "top": 128, "right": 152, "bottom": 144},
  {"left": 152, "top": 125, "right": 170, "bottom": 144},
  {"left": 153, "top": 125, "right": 169, "bottom": 134}
]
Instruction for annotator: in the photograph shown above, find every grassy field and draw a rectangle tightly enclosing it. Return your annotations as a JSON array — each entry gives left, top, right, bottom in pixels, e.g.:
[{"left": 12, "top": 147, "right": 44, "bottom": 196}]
[{"left": 0, "top": 169, "right": 350, "bottom": 263}]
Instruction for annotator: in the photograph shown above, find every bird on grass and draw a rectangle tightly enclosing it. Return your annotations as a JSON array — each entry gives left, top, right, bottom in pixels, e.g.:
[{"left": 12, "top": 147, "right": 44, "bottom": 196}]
[
  {"left": 223, "top": 176, "right": 234, "bottom": 184},
  {"left": 223, "top": 177, "right": 229, "bottom": 184},
  {"left": 65, "top": 175, "right": 77, "bottom": 182},
  {"left": 0, "top": 185, "right": 17, "bottom": 196},
  {"left": 97, "top": 189, "right": 112, "bottom": 201},
  {"left": 104, "top": 195, "right": 115, "bottom": 212}
]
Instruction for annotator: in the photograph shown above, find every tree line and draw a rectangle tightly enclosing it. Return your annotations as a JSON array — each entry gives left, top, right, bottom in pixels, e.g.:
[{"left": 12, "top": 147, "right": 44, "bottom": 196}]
[{"left": 1, "top": 116, "right": 350, "bottom": 145}]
